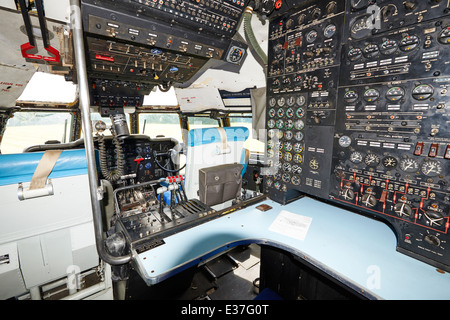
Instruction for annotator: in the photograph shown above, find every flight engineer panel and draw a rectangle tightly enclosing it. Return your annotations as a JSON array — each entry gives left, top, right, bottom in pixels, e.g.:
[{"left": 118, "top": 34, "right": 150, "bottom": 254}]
[{"left": 265, "top": 0, "right": 450, "bottom": 272}]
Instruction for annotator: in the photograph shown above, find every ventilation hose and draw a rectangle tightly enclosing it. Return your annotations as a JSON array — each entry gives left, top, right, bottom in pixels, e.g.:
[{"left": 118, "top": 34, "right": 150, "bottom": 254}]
[{"left": 243, "top": 5, "right": 268, "bottom": 67}]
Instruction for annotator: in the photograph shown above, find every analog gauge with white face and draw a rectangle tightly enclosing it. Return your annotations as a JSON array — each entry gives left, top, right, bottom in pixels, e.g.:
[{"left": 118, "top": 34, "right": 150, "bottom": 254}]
[
  {"left": 364, "top": 153, "right": 380, "bottom": 167},
  {"left": 306, "top": 30, "right": 318, "bottom": 43},
  {"left": 324, "top": 24, "right": 337, "bottom": 38},
  {"left": 350, "top": 151, "right": 363, "bottom": 163},
  {"left": 399, "top": 158, "right": 418, "bottom": 172},
  {"left": 421, "top": 160, "right": 443, "bottom": 177},
  {"left": 339, "top": 135, "right": 352, "bottom": 148}
]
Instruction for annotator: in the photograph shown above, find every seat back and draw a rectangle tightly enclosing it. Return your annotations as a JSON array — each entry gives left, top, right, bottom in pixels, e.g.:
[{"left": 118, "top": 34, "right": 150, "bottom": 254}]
[{"left": 184, "top": 127, "right": 249, "bottom": 201}]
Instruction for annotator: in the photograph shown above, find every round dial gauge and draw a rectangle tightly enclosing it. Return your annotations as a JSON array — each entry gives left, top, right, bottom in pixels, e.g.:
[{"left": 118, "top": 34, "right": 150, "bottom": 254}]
[
  {"left": 284, "top": 131, "right": 293, "bottom": 140},
  {"left": 363, "top": 88, "right": 380, "bottom": 102},
  {"left": 294, "top": 154, "right": 303, "bottom": 164},
  {"left": 339, "top": 135, "right": 352, "bottom": 148},
  {"left": 292, "top": 165, "right": 302, "bottom": 174},
  {"left": 268, "top": 108, "right": 276, "bottom": 118},
  {"left": 284, "top": 152, "right": 292, "bottom": 162},
  {"left": 285, "top": 119, "right": 294, "bottom": 130},
  {"left": 350, "top": 14, "right": 373, "bottom": 39},
  {"left": 282, "top": 173, "right": 291, "bottom": 183},
  {"left": 293, "top": 143, "right": 304, "bottom": 153},
  {"left": 266, "top": 178, "right": 273, "bottom": 187},
  {"left": 276, "top": 119, "right": 284, "bottom": 129},
  {"left": 386, "top": 86, "right": 405, "bottom": 102},
  {"left": 286, "top": 96, "right": 296, "bottom": 106},
  {"left": 277, "top": 108, "right": 285, "bottom": 118},
  {"left": 350, "top": 151, "right": 363, "bottom": 163},
  {"left": 324, "top": 24, "right": 337, "bottom": 38},
  {"left": 348, "top": 47, "right": 362, "bottom": 62},
  {"left": 438, "top": 26, "right": 450, "bottom": 44},
  {"left": 364, "top": 153, "right": 380, "bottom": 166},
  {"left": 306, "top": 30, "right": 318, "bottom": 43},
  {"left": 399, "top": 35, "right": 419, "bottom": 52},
  {"left": 296, "top": 107, "right": 305, "bottom": 118},
  {"left": 284, "top": 141, "right": 293, "bottom": 152},
  {"left": 269, "top": 98, "right": 277, "bottom": 107},
  {"left": 380, "top": 39, "right": 398, "bottom": 55},
  {"left": 399, "top": 158, "right": 418, "bottom": 172},
  {"left": 344, "top": 90, "right": 359, "bottom": 103},
  {"left": 268, "top": 129, "right": 275, "bottom": 138},
  {"left": 295, "top": 120, "right": 305, "bottom": 130},
  {"left": 267, "top": 119, "right": 276, "bottom": 128},
  {"left": 421, "top": 160, "right": 443, "bottom": 177},
  {"left": 291, "top": 175, "right": 301, "bottom": 186},
  {"left": 283, "top": 162, "right": 292, "bottom": 172},
  {"left": 382, "top": 156, "right": 398, "bottom": 169},
  {"left": 277, "top": 97, "right": 286, "bottom": 107},
  {"left": 363, "top": 43, "right": 379, "bottom": 58},
  {"left": 295, "top": 131, "right": 304, "bottom": 141},
  {"left": 296, "top": 95, "right": 306, "bottom": 106},
  {"left": 309, "top": 158, "right": 320, "bottom": 170},
  {"left": 412, "top": 84, "right": 434, "bottom": 100},
  {"left": 286, "top": 107, "right": 295, "bottom": 118},
  {"left": 350, "top": 0, "right": 370, "bottom": 10}
]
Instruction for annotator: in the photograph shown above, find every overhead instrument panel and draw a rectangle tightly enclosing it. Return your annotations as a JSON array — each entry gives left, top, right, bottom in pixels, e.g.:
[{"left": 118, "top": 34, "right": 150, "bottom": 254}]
[
  {"left": 266, "top": 0, "right": 450, "bottom": 271},
  {"left": 344, "top": 0, "right": 450, "bottom": 42},
  {"left": 81, "top": 0, "right": 248, "bottom": 90}
]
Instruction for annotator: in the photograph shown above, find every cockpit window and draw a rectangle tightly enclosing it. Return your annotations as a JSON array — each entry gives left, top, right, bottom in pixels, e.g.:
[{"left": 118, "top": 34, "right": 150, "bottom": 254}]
[
  {"left": 188, "top": 116, "right": 220, "bottom": 130},
  {"left": 229, "top": 114, "right": 264, "bottom": 153},
  {"left": 139, "top": 113, "right": 182, "bottom": 142},
  {"left": 1, "top": 112, "right": 72, "bottom": 154}
]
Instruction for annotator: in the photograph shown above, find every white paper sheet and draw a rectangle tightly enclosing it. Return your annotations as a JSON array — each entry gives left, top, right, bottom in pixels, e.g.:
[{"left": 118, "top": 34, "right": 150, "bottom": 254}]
[{"left": 269, "top": 210, "right": 312, "bottom": 241}]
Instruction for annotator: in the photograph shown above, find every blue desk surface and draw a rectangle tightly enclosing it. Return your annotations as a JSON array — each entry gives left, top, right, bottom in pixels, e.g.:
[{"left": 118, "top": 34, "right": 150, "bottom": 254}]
[{"left": 134, "top": 197, "right": 450, "bottom": 300}]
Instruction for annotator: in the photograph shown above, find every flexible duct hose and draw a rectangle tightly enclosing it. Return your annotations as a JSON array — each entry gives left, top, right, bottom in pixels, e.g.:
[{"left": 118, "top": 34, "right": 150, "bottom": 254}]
[
  {"left": 98, "top": 129, "right": 126, "bottom": 182},
  {"left": 243, "top": 6, "right": 268, "bottom": 67}
]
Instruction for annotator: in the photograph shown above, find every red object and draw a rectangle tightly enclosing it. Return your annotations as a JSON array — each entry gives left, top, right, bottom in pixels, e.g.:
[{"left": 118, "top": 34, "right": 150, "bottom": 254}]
[
  {"left": 95, "top": 54, "right": 115, "bottom": 62},
  {"left": 414, "top": 142, "right": 424, "bottom": 156},
  {"left": 275, "top": 0, "right": 282, "bottom": 9},
  {"left": 428, "top": 143, "right": 439, "bottom": 157},
  {"left": 134, "top": 158, "right": 144, "bottom": 164},
  {"left": 20, "top": 42, "right": 60, "bottom": 63}
]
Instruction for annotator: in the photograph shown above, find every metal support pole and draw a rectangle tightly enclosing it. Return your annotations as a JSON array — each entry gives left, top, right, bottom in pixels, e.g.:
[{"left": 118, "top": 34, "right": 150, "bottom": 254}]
[{"left": 69, "top": 0, "right": 131, "bottom": 265}]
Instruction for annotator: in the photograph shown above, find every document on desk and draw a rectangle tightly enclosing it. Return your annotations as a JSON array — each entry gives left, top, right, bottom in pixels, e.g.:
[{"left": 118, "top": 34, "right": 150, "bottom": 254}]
[{"left": 269, "top": 210, "right": 312, "bottom": 241}]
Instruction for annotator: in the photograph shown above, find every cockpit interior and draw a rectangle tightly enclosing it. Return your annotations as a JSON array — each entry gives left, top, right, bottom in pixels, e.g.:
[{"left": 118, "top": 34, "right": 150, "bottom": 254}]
[{"left": 0, "top": 0, "right": 449, "bottom": 304}]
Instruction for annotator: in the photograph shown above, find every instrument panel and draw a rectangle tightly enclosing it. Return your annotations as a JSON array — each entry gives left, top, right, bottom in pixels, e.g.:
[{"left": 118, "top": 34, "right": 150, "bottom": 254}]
[
  {"left": 98, "top": 136, "right": 178, "bottom": 184},
  {"left": 266, "top": 0, "right": 450, "bottom": 271}
]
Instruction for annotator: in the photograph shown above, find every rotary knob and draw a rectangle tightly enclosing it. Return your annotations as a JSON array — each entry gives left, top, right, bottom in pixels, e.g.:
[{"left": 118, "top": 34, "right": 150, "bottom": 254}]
[
  {"left": 361, "top": 193, "right": 377, "bottom": 207},
  {"left": 342, "top": 187, "right": 355, "bottom": 201},
  {"left": 424, "top": 234, "right": 441, "bottom": 247},
  {"left": 394, "top": 202, "right": 412, "bottom": 218}
]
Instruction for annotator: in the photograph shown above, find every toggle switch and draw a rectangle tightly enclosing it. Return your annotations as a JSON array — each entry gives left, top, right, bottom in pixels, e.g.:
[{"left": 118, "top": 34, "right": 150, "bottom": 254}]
[
  {"left": 414, "top": 142, "right": 424, "bottom": 156},
  {"left": 428, "top": 143, "right": 439, "bottom": 157}
]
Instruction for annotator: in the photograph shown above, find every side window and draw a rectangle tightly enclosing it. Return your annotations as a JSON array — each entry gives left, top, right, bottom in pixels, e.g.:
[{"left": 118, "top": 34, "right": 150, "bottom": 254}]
[
  {"left": 139, "top": 113, "right": 183, "bottom": 143},
  {"left": 229, "top": 115, "right": 265, "bottom": 153},
  {"left": 1, "top": 112, "right": 72, "bottom": 154}
]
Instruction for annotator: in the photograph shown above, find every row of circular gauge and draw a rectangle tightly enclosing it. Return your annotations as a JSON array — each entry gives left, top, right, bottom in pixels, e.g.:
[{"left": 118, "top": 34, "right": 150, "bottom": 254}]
[
  {"left": 348, "top": 28, "right": 450, "bottom": 61},
  {"left": 343, "top": 84, "right": 435, "bottom": 103},
  {"left": 273, "top": 2, "right": 339, "bottom": 31},
  {"left": 346, "top": 151, "right": 444, "bottom": 177},
  {"left": 268, "top": 95, "right": 306, "bottom": 108}
]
